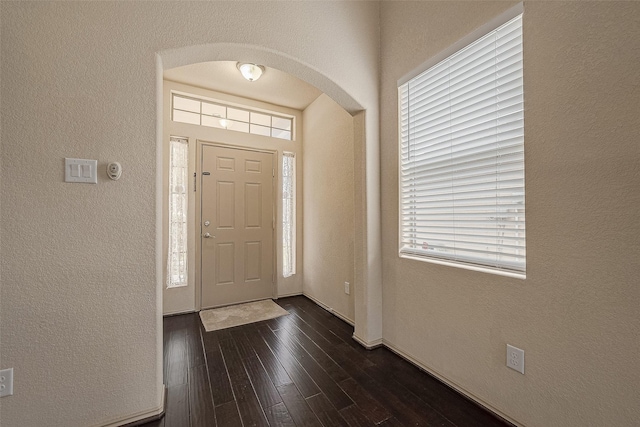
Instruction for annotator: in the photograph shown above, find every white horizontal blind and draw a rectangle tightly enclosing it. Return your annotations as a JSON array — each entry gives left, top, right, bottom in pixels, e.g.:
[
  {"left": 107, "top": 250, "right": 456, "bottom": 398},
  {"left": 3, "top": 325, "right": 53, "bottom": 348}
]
[
  {"left": 167, "top": 137, "right": 189, "bottom": 288},
  {"left": 399, "top": 14, "right": 525, "bottom": 274}
]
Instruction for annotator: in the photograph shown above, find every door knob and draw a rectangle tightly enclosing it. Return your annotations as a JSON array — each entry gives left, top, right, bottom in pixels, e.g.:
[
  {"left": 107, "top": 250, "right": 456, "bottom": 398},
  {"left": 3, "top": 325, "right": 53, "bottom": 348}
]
[{"left": 203, "top": 232, "right": 212, "bottom": 238}]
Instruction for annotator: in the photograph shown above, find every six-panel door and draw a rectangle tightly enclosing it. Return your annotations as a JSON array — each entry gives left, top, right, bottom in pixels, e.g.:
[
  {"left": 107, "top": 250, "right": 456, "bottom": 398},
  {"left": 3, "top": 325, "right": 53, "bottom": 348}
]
[{"left": 200, "top": 144, "right": 274, "bottom": 308}]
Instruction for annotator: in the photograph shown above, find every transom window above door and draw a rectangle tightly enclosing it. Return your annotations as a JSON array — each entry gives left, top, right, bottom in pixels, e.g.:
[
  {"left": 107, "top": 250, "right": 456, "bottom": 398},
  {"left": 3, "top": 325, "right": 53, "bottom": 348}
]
[{"left": 171, "top": 93, "right": 294, "bottom": 141}]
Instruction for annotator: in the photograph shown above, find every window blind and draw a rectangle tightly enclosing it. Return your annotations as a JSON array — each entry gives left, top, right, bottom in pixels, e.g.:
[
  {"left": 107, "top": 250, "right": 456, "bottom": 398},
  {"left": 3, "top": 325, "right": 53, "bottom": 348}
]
[
  {"left": 399, "top": 14, "right": 525, "bottom": 274},
  {"left": 167, "top": 137, "right": 189, "bottom": 288}
]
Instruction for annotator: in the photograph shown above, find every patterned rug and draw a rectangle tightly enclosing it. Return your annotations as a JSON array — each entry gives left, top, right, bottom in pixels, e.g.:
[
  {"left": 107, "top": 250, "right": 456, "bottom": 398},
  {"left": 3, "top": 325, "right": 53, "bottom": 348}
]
[{"left": 199, "top": 299, "right": 289, "bottom": 332}]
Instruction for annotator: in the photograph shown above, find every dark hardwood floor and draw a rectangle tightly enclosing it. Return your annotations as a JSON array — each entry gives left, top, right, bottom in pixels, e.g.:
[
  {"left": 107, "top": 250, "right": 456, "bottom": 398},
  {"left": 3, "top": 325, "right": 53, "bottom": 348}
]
[{"left": 145, "top": 296, "right": 511, "bottom": 427}]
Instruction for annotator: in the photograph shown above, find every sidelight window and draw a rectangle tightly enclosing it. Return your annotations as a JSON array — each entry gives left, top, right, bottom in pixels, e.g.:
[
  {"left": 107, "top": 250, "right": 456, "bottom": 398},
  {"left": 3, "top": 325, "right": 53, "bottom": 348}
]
[
  {"left": 282, "top": 152, "right": 296, "bottom": 277},
  {"left": 167, "top": 137, "right": 189, "bottom": 288}
]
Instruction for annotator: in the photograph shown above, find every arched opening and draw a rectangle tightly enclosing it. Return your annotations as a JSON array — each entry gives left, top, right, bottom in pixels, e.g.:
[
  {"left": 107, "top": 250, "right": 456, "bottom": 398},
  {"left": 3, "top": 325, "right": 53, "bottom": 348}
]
[
  {"left": 155, "top": 43, "right": 380, "bottom": 358},
  {"left": 160, "top": 43, "right": 364, "bottom": 113}
]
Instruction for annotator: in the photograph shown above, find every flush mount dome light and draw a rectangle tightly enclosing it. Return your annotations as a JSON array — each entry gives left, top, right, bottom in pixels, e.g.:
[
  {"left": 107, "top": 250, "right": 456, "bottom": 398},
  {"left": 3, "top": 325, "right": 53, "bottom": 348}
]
[{"left": 237, "top": 63, "right": 265, "bottom": 81}]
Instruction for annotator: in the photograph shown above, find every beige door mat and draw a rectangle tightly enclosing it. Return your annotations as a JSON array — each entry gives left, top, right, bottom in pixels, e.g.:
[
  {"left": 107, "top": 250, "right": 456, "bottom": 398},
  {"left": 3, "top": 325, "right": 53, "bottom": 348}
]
[{"left": 199, "top": 299, "right": 289, "bottom": 332}]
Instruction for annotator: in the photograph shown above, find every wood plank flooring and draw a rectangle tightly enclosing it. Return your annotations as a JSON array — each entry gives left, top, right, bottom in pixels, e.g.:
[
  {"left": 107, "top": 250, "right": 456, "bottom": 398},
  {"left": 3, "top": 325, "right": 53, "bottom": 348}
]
[{"left": 145, "top": 296, "right": 511, "bottom": 427}]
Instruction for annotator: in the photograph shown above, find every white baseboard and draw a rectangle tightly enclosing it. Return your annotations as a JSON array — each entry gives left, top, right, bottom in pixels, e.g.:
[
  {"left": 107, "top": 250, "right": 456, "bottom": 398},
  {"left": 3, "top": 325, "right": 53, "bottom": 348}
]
[
  {"left": 96, "top": 386, "right": 166, "bottom": 427},
  {"left": 163, "top": 309, "right": 196, "bottom": 317},
  {"left": 302, "top": 293, "right": 355, "bottom": 326},
  {"left": 276, "top": 291, "right": 304, "bottom": 298},
  {"left": 382, "top": 339, "right": 519, "bottom": 426},
  {"left": 352, "top": 333, "right": 383, "bottom": 349},
  {"left": 329, "top": 309, "right": 355, "bottom": 326}
]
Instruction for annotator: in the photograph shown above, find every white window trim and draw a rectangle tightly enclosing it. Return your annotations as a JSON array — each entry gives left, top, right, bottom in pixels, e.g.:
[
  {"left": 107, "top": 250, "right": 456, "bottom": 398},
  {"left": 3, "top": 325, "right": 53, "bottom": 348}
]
[{"left": 398, "top": 3, "right": 526, "bottom": 278}]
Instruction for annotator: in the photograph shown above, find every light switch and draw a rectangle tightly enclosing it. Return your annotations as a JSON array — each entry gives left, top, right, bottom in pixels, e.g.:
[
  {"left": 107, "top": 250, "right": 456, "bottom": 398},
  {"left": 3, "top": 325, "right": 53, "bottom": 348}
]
[
  {"left": 81, "top": 164, "right": 92, "bottom": 178},
  {"left": 65, "top": 158, "right": 97, "bottom": 184},
  {"left": 0, "top": 368, "right": 13, "bottom": 398}
]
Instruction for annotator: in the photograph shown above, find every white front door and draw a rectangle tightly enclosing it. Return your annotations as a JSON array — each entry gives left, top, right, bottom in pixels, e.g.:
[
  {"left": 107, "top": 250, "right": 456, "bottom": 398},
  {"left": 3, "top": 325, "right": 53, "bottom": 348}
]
[{"left": 200, "top": 144, "right": 275, "bottom": 308}]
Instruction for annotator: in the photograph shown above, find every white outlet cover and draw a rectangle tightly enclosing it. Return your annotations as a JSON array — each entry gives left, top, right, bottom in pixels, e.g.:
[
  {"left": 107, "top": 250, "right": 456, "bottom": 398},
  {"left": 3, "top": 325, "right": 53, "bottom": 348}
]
[
  {"left": 344, "top": 282, "right": 350, "bottom": 295},
  {"left": 507, "top": 344, "right": 525, "bottom": 374},
  {"left": 0, "top": 368, "right": 13, "bottom": 397}
]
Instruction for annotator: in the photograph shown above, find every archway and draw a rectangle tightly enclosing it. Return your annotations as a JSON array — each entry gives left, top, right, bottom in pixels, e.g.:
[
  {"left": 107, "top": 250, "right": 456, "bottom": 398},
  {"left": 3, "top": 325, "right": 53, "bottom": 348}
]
[
  {"left": 160, "top": 43, "right": 363, "bottom": 114},
  {"left": 155, "top": 42, "right": 382, "bottom": 356}
]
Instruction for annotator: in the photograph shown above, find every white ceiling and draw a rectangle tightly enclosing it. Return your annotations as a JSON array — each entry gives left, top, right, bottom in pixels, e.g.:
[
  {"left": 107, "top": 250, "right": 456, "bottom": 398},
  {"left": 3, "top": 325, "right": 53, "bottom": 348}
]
[{"left": 164, "top": 61, "right": 323, "bottom": 111}]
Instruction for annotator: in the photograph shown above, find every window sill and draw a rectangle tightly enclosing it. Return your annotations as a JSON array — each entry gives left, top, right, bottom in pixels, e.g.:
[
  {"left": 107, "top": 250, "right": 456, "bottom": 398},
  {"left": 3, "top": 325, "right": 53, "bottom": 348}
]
[
  {"left": 399, "top": 252, "right": 526, "bottom": 280},
  {"left": 166, "top": 284, "right": 189, "bottom": 289}
]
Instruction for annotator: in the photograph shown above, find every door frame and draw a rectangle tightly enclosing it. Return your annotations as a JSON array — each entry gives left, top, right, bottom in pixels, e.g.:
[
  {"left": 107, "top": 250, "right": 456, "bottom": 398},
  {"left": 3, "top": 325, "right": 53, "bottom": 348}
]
[{"left": 195, "top": 139, "right": 278, "bottom": 311}]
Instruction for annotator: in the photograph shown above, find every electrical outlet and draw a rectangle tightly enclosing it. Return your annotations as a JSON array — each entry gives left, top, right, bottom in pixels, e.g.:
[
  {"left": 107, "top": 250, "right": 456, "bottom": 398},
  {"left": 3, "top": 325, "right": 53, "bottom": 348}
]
[
  {"left": 344, "top": 282, "right": 350, "bottom": 295},
  {"left": 506, "top": 345, "right": 524, "bottom": 374},
  {"left": 0, "top": 368, "right": 13, "bottom": 397}
]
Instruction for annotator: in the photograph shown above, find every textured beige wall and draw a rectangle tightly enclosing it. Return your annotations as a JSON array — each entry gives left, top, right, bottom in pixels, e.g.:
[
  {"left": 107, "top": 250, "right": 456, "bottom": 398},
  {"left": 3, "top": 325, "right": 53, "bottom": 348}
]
[
  {"left": 0, "top": 2, "right": 379, "bottom": 426},
  {"left": 380, "top": 2, "right": 640, "bottom": 426},
  {"left": 302, "top": 94, "right": 355, "bottom": 322}
]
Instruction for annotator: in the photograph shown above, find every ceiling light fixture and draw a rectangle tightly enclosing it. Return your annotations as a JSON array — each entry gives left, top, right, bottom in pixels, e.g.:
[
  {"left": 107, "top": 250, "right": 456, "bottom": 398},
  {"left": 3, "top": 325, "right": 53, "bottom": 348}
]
[{"left": 237, "top": 62, "right": 265, "bottom": 82}]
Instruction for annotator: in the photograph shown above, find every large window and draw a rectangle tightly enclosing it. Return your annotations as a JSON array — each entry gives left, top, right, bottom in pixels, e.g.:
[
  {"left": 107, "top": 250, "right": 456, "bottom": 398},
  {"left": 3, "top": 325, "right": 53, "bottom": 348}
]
[
  {"left": 282, "top": 152, "right": 296, "bottom": 277},
  {"left": 399, "top": 12, "right": 525, "bottom": 276},
  {"left": 167, "top": 137, "right": 189, "bottom": 288}
]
